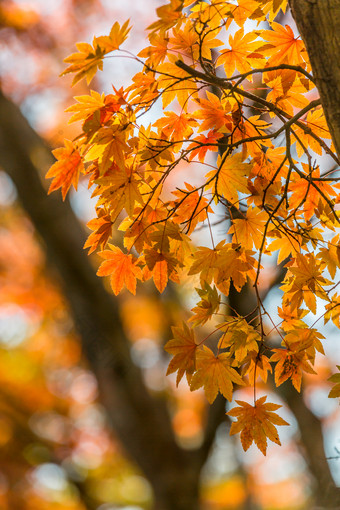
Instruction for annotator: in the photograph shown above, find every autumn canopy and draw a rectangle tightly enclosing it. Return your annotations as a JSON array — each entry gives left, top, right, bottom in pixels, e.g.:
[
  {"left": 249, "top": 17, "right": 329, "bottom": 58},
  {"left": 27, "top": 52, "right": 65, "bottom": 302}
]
[{"left": 47, "top": 0, "right": 340, "bottom": 455}]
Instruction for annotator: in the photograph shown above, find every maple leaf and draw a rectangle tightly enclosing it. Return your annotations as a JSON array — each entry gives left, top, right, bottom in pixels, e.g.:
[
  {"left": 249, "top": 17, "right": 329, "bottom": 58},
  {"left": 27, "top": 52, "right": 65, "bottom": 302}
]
[
  {"left": 227, "top": 397, "right": 289, "bottom": 455},
  {"left": 147, "top": 0, "right": 183, "bottom": 34},
  {"left": 46, "top": 139, "right": 84, "bottom": 200},
  {"left": 271, "top": 344, "right": 316, "bottom": 392},
  {"left": 144, "top": 249, "right": 179, "bottom": 293},
  {"left": 187, "top": 241, "right": 225, "bottom": 286},
  {"left": 328, "top": 366, "right": 340, "bottom": 398},
  {"left": 61, "top": 40, "right": 105, "bottom": 86},
  {"left": 318, "top": 237, "right": 340, "bottom": 279},
  {"left": 189, "top": 283, "right": 220, "bottom": 326},
  {"left": 205, "top": 153, "right": 252, "bottom": 207},
  {"left": 293, "top": 109, "right": 332, "bottom": 157},
  {"left": 84, "top": 126, "right": 128, "bottom": 172},
  {"left": 216, "top": 28, "right": 264, "bottom": 78},
  {"left": 138, "top": 32, "right": 169, "bottom": 68},
  {"left": 261, "top": 23, "right": 306, "bottom": 66},
  {"left": 288, "top": 165, "right": 335, "bottom": 221},
  {"left": 267, "top": 230, "right": 301, "bottom": 264},
  {"left": 324, "top": 294, "right": 340, "bottom": 329},
  {"left": 154, "top": 112, "right": 198, "bottom": 145},
  {"left": 169, "top": 21, "right": 222, "bottom": 61},
  {"left": 281, "top": 253, "right": 332, "bottom": 314},
  {"left": 157, "top": 57, "right": 198, "bottom": 109},
  {"left": 171, "top": 183, "right": 210, "bottom": 234},
  {"left": 65, "top": 90, "right": 106, "bottom": 124},
  {"left": 165, "top": 322, "right": 197, "bottom": 385},
  {"left": 84, "top": 209, "right": 113, "bottom": 254},
  {"left": 192, "top": 91, "right": 232, "bottom": 133},
  {"left": 94, "top": 164, "right": 144, "bottom": 219},
  {"left": 61, "top": 21, "right": 130, "bottom": 86},
  {"left": 242, "top": 352, "right": 273, "bottom": 384},
  {"left": 229, "top": 207, "right": 268, "bottom": 250},
  {"left": 277, "top": 304, "right": 308, "bottom": 332},
  {"left": 97, "top": 245, "right": 142, "bottom": 295},
  {"left": 66, "top": 89, "right": 127, "bottom": 125},
  {"left": 187, "top": 131, "right": 223, "bottom": 164},
  {"left": 190, "top": 346, "right": 244, "bottom": 403},
  {"left": 215, "top": 245, "right": 257, "bottom": 293},
  {"left": 262, "top": 0, "right": 289, "bottom": 22},
  {"left": 219, "top": 322, "right": 260, "bottom": 364},
  {"left": 94, "top": 20, "right": 131, "bottom": 54}
]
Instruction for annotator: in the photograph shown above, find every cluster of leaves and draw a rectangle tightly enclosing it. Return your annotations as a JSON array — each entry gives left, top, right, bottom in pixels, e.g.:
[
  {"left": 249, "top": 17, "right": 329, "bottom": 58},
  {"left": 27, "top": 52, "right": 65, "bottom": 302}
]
[{"left": 47, "top": 0, "right": 340, "bottom": 455}]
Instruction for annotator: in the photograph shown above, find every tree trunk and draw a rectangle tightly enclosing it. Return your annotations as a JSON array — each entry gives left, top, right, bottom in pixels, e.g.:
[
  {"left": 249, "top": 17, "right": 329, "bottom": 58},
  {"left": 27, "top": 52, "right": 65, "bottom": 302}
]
[
  {"left": 0, "top": 89, "right": 203, "bottom": 510},
  {"left": 289, "top": 0, "right": 340, "bottom": 157}
]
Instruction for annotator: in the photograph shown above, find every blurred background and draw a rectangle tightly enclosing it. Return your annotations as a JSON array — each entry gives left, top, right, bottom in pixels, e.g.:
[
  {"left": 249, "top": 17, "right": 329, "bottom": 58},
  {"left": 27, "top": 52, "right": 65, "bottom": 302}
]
[{"left": 0, "top": 0, "right": 340, "bottom": 509}]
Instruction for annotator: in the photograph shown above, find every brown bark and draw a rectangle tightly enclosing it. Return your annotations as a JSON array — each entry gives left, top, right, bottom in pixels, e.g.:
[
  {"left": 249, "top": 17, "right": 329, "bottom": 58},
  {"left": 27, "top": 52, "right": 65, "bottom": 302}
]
[
  {"left": 289, "top": 0, "right": 340, "bottom": 157},
  {"left": 0, "top": 89, "right": 202, "bottom": 510},
  {"left": 279, "top": 383, "right": 340, "bottom": 508}
]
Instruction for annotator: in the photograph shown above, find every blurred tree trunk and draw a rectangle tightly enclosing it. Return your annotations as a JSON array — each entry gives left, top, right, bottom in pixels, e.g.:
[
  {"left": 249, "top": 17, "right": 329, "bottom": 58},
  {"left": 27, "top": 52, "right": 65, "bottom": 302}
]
[{"left": 0, "top": 88, "right": 203, "bottom": 510}]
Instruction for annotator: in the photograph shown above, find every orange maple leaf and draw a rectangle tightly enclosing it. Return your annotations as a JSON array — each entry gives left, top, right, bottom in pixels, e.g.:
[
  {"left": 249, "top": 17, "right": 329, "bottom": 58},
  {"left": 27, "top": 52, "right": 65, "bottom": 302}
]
[
  {"left": 165, "top": 322, "right": 197, "bottom": 385},
  {"left": 261, "top": 23, "right": 306, "bottom": 66},
  {"left": 205, "top": 153, "right": 252, "bottom": 206},
  {"left": 84, "top": 209, "right": 113, "bottom": 254},
  {"left": 144, "top": 249, "right": 178, "bottom": 293},
  {"left": 46, "top": 139, "right": 84, "bottom": 200},
  {"left": 227, "top": 396, "right": 289, "bottom": 455},
  {"left": 271, "top": 344, "right": 316, "bottom": 392},
  {"left": 188, "top": 131, "right": 223, "bottom": 164},
  {"left": 97, "top": 245, "right": 142, "bottom": 295},
  {"left": 216, "top": 28, "right": 263, "bottom": 78},
  {"left": 190, "top": 346, "right": 244, "bottom": 403},
  {"left": 172, "top": 183, "right": 211, "bottom": 234},
  {"left": 193, "top": 91, "right": 232, "bottom": 133},
  {"left": 229, "top": 207, "right": 268, "bottom": 250}
]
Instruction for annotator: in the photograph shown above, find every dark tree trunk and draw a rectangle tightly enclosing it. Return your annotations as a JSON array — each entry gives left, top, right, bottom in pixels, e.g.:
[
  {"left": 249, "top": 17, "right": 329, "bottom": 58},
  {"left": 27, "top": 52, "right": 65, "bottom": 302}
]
[
  {"left": 0, "top": 89, "right": 203, "bottom": 510},
  {"left": 289, "top": 0, "right": 340, "bottom": 157}
]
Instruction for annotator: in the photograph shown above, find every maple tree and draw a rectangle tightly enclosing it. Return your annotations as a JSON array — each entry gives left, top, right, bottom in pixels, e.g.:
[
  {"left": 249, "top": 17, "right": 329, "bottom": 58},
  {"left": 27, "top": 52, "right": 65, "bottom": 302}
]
[
  {"left": 46, "top": 0, "right": 340, "bottom": 460},
  {"left": 3, "top": 0, "right": 340, "bottom": 508}
]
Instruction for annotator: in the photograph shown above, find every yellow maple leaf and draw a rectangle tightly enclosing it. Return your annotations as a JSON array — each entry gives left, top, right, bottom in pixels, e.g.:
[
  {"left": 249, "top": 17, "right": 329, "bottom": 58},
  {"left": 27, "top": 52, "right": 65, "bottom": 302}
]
[
  {"left": 84, "top": 126, "right": 128, "bottom": 172},
  {"left": 328, "top": 366, "right": 340, "bottom": 398},
  {"left": 229, "top": 207, "right": 268, "bottom": 250},
  {"left": 189, "top": 283, "right": 220, "bottom": 326},
  {"left": 190, "top": 346, "right": 244, "bottom": 403},
  {"left": 95, "top": 20, "right": 131, "bottom": 53},
  {"left": 187, "top": 241, "right": 225, "bottom": 286},
  {"left": 205, "top": 153, "right": 252, "bottom": 207},
  {"left": 61, "top": 21, "right": 130, "bottom": 86},
  {"left": 228, "top": 397, "right": 289, "bottom": 455},
  {"left": 165, "top": 322, "right": 197, "bottom": 385}
]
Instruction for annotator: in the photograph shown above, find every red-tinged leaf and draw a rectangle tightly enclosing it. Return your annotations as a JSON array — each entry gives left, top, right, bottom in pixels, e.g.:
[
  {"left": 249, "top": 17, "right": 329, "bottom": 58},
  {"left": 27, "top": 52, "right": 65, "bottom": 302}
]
[
  {"left": 46, "top": 140, "right": 84, "bottom": 200},
  {"left": 97, "top": 245, "right": 142, "bottom": 295}
]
